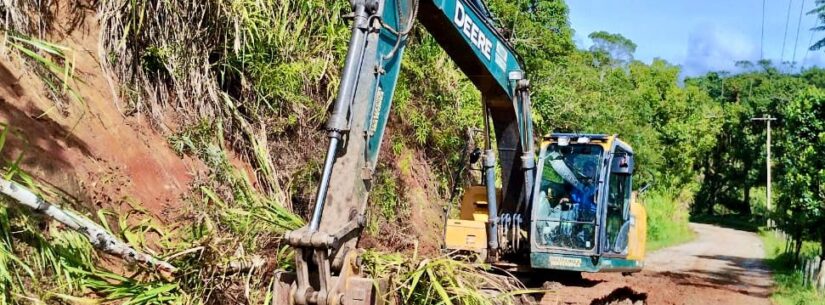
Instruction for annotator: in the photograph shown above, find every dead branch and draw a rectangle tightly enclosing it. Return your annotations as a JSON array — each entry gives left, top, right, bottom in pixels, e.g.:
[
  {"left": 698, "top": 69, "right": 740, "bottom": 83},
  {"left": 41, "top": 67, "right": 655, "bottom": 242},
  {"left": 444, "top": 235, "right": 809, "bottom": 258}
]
[{"left": 0, "top": 178, "right": 177, "bottom": 273}]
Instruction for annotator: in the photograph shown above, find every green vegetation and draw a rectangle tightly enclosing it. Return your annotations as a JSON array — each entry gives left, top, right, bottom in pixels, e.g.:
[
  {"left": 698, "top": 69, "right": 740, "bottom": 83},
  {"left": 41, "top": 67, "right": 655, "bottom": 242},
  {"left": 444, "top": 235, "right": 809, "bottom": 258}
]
[
  {"left": 689, "top": 66, "right": 809, "bottom": 217},
  {"left": 644, "top": 190, "right": 695, "bottom": 251},
  {"left": 774, "top": 87, "right": 825, "bottom": 261},
  {"left": 4, "top": 34, "right": 83, "bottom": 106},
  {"left": 760, "top": 230, "right": 824, "bottom": 305}
]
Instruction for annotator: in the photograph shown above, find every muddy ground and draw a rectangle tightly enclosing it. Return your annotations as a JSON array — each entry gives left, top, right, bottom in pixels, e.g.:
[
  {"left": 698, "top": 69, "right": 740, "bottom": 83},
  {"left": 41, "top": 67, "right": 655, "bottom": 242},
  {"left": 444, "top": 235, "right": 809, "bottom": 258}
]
[{"left": 539, "top": 223, "right": 773, "bottom": 305}]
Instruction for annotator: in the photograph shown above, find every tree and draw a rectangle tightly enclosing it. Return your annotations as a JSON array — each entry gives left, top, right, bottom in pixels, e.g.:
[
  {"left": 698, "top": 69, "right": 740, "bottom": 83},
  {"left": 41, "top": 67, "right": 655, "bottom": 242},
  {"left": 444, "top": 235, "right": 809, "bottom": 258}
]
[
  {"left": 809, "top": 0, "right": 825, "bottom": 50},
  {"left": 775, "top": 87, "right": 825, "bottom": 262},
  {"left": 688, "top": 65, "right": 812, "bottom": 216},
  {"left": 588, "top": 31, "right": 637, "bottom": 65}
]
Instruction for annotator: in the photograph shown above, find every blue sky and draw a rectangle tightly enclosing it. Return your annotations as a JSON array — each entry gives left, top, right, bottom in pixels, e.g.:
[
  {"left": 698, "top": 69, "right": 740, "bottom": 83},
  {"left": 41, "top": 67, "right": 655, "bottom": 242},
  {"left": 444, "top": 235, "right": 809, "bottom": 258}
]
[{"left": 567, "top": 0, "right": 825, "bottom": 76}]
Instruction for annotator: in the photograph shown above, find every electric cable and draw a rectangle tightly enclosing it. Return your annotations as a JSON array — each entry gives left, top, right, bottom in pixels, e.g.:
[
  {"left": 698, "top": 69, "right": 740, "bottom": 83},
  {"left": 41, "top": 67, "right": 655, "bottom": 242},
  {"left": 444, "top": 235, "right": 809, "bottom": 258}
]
[
  {"left": 792, "top": 0, "right": 807, "bottom": 66},
  {"left": 380, "top": 0, "right": 420, "bottom": 61},
  {"left": 803, "top": 7, "right": 820, "bottom": 70},
  {"left": 782, "top": 0, "right": 795, "bottom": 62},
  {"left": 761, "top": 0, "right": 767, "bottom": 60}
]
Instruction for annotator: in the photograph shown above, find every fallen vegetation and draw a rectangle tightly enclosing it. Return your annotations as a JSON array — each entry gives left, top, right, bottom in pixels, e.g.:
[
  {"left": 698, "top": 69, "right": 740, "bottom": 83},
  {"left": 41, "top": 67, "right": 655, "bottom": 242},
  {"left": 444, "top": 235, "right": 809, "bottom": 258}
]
[
  {"left": 0, "top": 176, "right": 175, "bottom": 272},
  {"left": 361, "top": 251, "right": 538, "bottom": 305},
  {"left": 0, "top": 125, "right": 181, "bottom": 304}
]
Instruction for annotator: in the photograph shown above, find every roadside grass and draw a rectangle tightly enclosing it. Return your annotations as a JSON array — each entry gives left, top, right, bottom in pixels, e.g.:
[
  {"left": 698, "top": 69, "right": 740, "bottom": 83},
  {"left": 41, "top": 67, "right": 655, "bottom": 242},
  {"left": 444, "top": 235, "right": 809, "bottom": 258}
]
[
  {"left": 645, "top": 190, "right": 695, "bottom": 252},
  {"left": 759, "top": 230, "right": 824, "bottom": 305}
]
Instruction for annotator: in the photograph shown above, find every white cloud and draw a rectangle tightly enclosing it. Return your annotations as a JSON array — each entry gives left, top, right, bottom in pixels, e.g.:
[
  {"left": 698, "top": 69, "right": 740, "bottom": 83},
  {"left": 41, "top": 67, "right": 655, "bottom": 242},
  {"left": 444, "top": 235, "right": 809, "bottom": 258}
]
[{"left": 682, "top": 23, "right": 758, "bottom": 76}]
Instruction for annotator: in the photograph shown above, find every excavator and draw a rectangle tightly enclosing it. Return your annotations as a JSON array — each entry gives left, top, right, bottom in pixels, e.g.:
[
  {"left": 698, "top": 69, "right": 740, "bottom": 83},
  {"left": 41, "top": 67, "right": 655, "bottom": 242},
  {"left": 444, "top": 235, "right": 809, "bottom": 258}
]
[{"left": 274, "top": 1, "right": 647, "bottom": 304}]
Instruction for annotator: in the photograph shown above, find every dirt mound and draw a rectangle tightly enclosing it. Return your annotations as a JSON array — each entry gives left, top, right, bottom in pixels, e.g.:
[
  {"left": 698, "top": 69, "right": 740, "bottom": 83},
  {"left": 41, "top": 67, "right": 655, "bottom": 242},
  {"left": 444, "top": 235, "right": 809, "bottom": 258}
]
[{"left": 590, "top": 287, "right": 647, "bottom": 305}]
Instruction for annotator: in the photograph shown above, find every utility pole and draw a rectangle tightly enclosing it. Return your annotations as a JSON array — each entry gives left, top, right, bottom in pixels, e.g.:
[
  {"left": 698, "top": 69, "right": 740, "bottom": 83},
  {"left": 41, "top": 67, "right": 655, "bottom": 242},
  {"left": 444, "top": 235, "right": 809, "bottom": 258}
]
[{"left": 752, "top": 115, "right": 777, "bottom": 228}]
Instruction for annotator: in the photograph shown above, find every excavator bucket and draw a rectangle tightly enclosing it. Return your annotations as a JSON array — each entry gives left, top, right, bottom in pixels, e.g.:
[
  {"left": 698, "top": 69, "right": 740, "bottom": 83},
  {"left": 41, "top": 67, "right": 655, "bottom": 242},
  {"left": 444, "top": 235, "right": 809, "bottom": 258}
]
[
  {"left": 272, "top": 274, "right": 388, "bottom": 305},
  {"left": 271, "top": 250, "right": 389, "bottom": 305}
]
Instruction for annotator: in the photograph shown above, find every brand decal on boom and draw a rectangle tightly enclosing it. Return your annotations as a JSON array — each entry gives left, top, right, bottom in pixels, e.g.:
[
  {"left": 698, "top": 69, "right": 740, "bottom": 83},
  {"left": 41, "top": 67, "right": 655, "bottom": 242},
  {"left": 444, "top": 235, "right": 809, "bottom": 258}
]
[{"left": 454, "top": 2, "right": 493, "bottom": 60}]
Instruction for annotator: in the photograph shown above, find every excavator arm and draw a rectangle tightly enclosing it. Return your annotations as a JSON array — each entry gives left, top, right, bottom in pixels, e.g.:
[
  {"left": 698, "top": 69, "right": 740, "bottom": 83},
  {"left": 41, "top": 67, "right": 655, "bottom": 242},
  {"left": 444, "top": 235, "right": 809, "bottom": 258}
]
[{"left": 279, "top": 1, "right": 536, "bottom": 304}]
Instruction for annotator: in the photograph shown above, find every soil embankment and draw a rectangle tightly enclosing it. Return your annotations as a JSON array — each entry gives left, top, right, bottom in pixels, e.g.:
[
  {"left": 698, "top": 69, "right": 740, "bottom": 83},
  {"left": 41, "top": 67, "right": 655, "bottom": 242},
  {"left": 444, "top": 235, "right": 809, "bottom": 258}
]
[{"left": 0, "top": 7, "right": 202, "bottom": 220}]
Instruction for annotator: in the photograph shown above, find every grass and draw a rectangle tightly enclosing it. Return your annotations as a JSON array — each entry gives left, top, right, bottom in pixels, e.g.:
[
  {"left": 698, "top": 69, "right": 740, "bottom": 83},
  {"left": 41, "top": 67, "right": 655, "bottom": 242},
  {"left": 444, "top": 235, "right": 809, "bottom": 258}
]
[
  {"left": 759, "top": 230, "right": 825, "bottom": 305},
  {"left": 644, "top": 189, "right": 696, "bottom": 252},
  {"left": 4, "top": 33, "right": 85, "bottom": 107},
  {"left": 162, "top": 120, "right": 305, "bottom": 304}
]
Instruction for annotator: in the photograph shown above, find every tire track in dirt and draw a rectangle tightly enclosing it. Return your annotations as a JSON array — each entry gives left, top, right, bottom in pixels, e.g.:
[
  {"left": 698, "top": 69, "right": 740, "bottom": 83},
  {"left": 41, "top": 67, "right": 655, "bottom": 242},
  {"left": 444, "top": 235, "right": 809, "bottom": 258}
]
[{"left": 539, "top": 223, "right": 773, "bottom": 305}]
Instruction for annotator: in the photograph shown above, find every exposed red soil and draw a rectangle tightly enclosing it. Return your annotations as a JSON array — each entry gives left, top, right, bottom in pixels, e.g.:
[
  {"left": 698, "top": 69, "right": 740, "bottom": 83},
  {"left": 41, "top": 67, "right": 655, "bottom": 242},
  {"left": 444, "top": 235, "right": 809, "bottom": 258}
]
[
  {"left": 358, "top": 139, "right": 447, "bottom": 257},
  {"left": 540, "top": 223, "right": 773, "bottom": 305},
  {"left": 0, "top": 4, "right": 204, "bottom": 221}
]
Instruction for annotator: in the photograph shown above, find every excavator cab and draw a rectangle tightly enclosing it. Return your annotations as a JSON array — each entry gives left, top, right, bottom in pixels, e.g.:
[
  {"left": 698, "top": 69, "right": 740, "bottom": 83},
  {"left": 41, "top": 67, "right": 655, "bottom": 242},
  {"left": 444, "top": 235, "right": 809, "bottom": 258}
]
[
  {"left": 529, "top": 134, "right": 646, "bottom": 273},
  {"left": 445, "top": 134, "right": 647, "bottom": 273}
]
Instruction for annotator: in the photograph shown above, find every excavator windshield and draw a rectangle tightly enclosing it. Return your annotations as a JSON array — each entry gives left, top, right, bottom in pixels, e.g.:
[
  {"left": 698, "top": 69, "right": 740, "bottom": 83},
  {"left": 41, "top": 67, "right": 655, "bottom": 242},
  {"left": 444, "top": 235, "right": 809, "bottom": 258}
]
[{"left": 534, "top": 144, "right": 603, "bottom": 251}]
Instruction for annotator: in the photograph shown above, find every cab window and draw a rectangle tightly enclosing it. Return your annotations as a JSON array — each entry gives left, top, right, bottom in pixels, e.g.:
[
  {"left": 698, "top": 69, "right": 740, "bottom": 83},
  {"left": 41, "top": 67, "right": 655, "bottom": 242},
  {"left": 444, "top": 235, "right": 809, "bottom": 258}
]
[{"left": 534, "top": 144, "right": 603, "bottom": 251}]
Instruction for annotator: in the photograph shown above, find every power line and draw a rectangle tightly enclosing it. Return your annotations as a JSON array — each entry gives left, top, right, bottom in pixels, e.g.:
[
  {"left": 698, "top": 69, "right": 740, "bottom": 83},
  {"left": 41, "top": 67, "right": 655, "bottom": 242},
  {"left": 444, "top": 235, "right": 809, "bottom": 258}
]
[
  {"left": 803, "top": 12, "right": 819, "bottom": 69},
  {"left": 782, "top": 0, "right": 795, "bottom": 62},
  {"left": 792, "top": 0, "right": 807, "bottom": 66},
  {"left": 761, "top": 0, "right": 767, "bottom": 60}
]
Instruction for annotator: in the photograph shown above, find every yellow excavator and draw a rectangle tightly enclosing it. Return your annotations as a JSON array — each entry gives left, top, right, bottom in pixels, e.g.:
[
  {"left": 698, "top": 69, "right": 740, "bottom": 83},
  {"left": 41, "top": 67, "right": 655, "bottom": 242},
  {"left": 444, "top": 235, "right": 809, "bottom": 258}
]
[{"left": 274, "top": 1, "right": 648, "bottom": 304}]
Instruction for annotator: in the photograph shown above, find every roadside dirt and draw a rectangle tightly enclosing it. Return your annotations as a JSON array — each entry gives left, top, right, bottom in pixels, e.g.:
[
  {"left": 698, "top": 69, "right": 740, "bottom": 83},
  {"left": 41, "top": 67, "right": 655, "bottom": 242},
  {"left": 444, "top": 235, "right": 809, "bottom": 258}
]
[{"left": 540, "top": 223, "right": 773, "bottom": 305}]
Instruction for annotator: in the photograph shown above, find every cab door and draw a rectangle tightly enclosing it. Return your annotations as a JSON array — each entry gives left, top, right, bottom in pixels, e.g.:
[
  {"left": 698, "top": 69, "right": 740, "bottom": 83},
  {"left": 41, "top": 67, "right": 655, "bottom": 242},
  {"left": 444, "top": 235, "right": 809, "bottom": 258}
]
[{"left": 601, "top": 150, "right": 633, "bottom": 257}]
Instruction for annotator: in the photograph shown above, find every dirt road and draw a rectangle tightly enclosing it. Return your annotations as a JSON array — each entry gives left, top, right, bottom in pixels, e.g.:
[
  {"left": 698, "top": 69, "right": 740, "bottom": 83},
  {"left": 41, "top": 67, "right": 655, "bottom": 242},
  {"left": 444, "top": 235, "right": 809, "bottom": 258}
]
[{"left": 540, "top": 223, "right": 773, "bottom": 305}]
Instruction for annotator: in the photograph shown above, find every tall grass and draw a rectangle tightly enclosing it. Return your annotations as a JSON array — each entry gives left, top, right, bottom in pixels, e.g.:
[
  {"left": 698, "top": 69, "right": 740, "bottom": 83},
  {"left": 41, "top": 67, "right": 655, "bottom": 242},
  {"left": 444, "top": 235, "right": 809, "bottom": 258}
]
[
  {"left": 2, "top": 33, "right": 85, "bottom": 109},
  {"left": 759, "top": 230, "right": 825, "bottom": 305},
  {"left": 163, "top": 119, "right": 304, "bottom": 304},
  {"left": 644, "top": 189, "right": 695, "bottom": 251},
  {"left": 98, "top": 0, "right": 354, "bottom": 206},
  {"left": 97, "top": 0, "right": 349, "bottom": 133}
]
